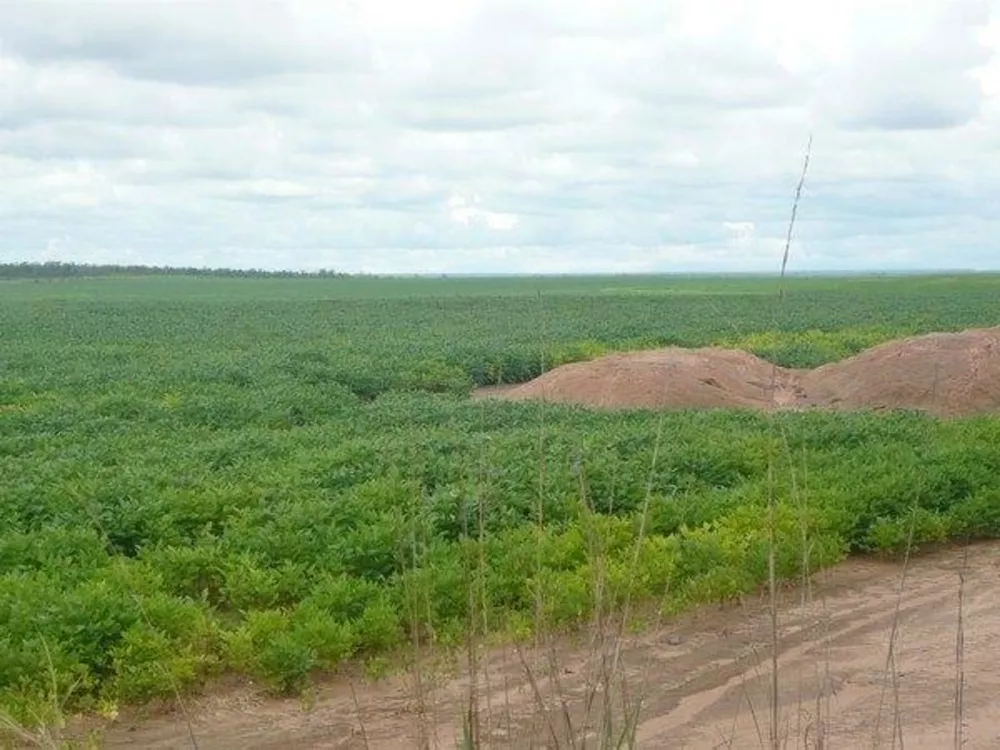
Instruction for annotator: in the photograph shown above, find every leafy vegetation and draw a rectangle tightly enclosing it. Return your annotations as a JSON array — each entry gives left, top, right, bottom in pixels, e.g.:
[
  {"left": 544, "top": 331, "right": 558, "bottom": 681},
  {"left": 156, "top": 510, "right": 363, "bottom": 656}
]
[{"left": 1, "top": 272, "right": 998, "bottom": 725}]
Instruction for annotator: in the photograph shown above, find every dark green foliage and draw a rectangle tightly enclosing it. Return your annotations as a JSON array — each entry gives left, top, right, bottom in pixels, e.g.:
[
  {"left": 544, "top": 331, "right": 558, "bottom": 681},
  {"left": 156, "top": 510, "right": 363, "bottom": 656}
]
[{"left": 1, "top": 273, "right": 999, "bottom": 717}]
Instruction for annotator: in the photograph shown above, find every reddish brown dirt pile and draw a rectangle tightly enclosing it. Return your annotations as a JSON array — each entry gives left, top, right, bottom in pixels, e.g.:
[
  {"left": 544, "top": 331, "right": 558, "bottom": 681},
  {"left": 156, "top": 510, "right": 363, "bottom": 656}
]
[
  {"left": 801, "top": 326, "right": 1000, "bottom": 417},
  {"left": 488, "top": 348, "right": 793, "bottom": 410},
  {"left": 482, "top": 326, "right": 1000, "bottom": 418}
]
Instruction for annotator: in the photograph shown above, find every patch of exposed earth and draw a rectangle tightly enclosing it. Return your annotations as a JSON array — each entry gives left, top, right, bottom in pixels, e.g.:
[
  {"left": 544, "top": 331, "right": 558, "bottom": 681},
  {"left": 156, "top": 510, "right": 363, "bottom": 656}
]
[
  {"left": 85, "top": 542, "right": 1000, "bottom": 749},
  {"left": 476, "top": 327, "right": 1000, "bottom": 418}
]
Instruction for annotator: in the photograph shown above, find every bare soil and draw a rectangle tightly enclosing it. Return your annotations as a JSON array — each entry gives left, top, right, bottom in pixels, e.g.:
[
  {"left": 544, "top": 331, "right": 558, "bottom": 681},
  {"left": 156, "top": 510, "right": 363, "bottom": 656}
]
[
  {"left": 478, "top": 326, "right": 1000, "bottom": 417},
  {"left": 801, "top": 327, "right": 1000, "bottom": 417},
  {"left": 88, "top": 542, "right": 1000, "bottom": 749}
]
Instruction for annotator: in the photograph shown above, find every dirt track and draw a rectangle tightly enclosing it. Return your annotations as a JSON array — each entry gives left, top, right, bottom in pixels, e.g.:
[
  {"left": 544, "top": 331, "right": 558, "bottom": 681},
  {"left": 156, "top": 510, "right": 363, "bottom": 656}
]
[{"left": 94, "top": 542, "right": 1000, "bottom": 749}]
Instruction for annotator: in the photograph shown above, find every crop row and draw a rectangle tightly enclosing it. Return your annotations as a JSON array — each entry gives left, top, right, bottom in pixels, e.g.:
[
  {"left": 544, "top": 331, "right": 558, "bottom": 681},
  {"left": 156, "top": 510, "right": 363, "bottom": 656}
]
[{"left": 1, "top": 274, "right": 999, "bottom": 724}]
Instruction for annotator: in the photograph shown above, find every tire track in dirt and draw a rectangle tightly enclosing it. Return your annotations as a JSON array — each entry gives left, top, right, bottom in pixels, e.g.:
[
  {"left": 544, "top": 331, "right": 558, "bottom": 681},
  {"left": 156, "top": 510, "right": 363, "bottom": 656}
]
[{"left": 92, "top": 543, "right": 1000, "bottom": 749}]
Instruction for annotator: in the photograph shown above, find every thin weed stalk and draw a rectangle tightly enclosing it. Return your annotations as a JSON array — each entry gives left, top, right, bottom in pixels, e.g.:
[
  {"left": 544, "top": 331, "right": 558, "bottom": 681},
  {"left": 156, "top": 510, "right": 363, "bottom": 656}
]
[
  {"left": 461, "top": 441, "right": 484, "bottom": 748},
  {"left": 478, "top": 468, "right": 495, "bottom": 745},
  {"left": 404, "top": 488, "right": 431, "bottom": 750},
  {"left": 872, "top": 502, "right": 919, "bottom": 748},
  {"left": 0, "top": 642, "right": 86, "bottom": 750},
  {"left": 518, "top": 290, "right": 571, "bottom": 747},
  {"left": 765, "top": 458, "right": 781, "bottom": 750},
  {"left": 515, "top": 644, "right": 562, "bottom": 748},
  {"left": 953, "top": 541, "right": 969, "bottom": 750},
  {"left": 764, "top": 132, "right": 813, "bottom": 750},
  {"left": 349, "top": 679, "right": 372, "bottom": 750},
  {"left": 603, "top": 405, "right": 669, "bottom": 747}
]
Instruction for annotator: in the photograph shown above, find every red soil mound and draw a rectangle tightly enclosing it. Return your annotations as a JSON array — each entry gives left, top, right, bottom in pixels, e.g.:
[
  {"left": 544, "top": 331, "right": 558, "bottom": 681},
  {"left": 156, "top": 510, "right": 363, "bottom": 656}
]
[
  {"left": 800, "top": 326, "right": 1000, "bottom": 417},
  {"left": 484, "top": 327, "right": 1000, "bottom": 418},
  {"left": 495, "top": 348, "right": 794, "bottom": 410}
]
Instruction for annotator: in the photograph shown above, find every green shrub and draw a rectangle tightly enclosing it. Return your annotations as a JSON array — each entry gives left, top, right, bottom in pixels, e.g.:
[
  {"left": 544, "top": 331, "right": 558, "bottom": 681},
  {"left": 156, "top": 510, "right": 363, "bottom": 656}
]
[
  {"left": 0, "top": 527, "right": 108, "bottom": 580},
  {"left": 107, "top": 623, "right": 212, "bottom": 703},
  {"left": 951, "top": 489, "right": 1000, "bottom": 538},
  {"left": 290, "top": 607, "right": 357, "bottom": 667},
  {"left": 300, "top": 573, "right": 385, "bottom": 622},
  {"left": 533, "top": 568, "right": 593, "bottom": 628},
  {"left": 255, "top": 633, "right": 317, "bottom": 694},
  {"left": 866, "top": 509, "right": 953, "bottom": 555},
  {"left": 222, "top": 557, "right": 310, "bottom": 611},
  {"left": 605, "top": 534, "right": 679, "bottom": 605},
  {"left": 355, "top": 597, "right": 403, "bottom": 653},
  {"left": 142, "top": 544, "right": 226, "bottom": 603}
]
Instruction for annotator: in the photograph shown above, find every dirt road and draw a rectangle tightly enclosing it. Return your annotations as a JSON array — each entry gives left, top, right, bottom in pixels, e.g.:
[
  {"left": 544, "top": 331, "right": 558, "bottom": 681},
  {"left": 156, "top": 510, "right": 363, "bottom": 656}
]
[{"left": 95, "top": 542, "right": 1000, "bottom": 749}]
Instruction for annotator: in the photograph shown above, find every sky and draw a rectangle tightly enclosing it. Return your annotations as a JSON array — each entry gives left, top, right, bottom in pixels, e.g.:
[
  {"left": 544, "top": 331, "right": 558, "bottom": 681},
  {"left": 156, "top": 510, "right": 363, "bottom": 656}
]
[{"left": 2, "top": 0, "right": 999, "bottom": 274}]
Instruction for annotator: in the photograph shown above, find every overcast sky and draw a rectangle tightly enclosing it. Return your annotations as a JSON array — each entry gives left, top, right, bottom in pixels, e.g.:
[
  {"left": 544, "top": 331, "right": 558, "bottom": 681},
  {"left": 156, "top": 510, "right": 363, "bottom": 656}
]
[{"left": 2, "top": 0, "right": 999, "bottom": 274}]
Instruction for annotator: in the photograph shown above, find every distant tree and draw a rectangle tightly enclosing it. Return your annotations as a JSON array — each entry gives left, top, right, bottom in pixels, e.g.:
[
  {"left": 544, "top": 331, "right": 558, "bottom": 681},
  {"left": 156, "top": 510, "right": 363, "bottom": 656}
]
[{"left": 0, "top": 262, "right": 348, "bottom": 280}]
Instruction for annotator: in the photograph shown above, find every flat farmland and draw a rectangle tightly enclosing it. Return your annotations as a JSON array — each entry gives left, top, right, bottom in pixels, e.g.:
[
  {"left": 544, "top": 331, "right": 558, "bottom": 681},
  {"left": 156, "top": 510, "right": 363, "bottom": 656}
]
[{"left": 2, "top": 272, "right": 999, "bottom": 746}]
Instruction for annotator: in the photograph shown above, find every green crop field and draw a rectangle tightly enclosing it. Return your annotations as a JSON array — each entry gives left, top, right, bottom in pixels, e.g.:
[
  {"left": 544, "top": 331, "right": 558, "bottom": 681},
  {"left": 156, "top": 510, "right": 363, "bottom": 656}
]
[{"left": 2, "top": 271, "right": 1000, "bottom": 726}]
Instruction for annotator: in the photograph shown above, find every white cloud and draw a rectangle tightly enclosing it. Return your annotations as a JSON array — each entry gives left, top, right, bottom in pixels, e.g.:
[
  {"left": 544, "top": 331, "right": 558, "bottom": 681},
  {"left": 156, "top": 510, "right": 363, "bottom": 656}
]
[
  {"left": 447, "top": 194, "right": 519, "bottom": 230},
  {"left": 232, "top": 179, "right": 316, "bottom": 200},
  {"left": 0, "top": 0, "right": 999, "bottom": 273},
  {"left": 724, "top": 221, "right": 756, "bottom": 247}
]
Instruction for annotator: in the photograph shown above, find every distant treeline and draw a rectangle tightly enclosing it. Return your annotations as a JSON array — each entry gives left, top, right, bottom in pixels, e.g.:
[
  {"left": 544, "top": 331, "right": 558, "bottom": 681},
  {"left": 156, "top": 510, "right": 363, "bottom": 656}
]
[{"left": 0, "top": 262, "right": 347, "bottom": 280}]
